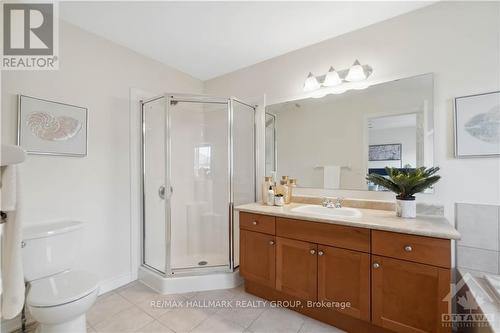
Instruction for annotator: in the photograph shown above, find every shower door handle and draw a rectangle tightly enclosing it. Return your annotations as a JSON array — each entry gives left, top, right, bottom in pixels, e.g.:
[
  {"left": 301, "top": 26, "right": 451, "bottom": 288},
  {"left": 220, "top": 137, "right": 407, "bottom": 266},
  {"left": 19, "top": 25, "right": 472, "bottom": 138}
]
[
  {"left": 158, "top": 185, "right": 165, "bottom": 200},
  {"left": 159, "top": 185, "right": 173, "bottom": 200}
]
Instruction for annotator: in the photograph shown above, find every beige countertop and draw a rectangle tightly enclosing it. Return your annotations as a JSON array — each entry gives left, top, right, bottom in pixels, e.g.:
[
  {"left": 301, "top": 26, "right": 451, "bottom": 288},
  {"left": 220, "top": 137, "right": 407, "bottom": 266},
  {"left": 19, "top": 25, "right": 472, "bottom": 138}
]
[{"left": 235, "top": 202, "right": 460, "bottom": 240}]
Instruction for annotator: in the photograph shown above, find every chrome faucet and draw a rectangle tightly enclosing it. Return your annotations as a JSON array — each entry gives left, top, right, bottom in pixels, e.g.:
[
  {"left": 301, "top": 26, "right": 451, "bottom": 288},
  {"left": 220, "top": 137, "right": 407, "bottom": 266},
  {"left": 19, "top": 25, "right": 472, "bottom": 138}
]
[
  {"left": 333, "top": 197, "right": 344, "bottom": 208},
  {"left": 321, "top": 197, "right": 344, "bottom": 208},
  {"left": 321, "top": 197, "right": 334, "bottom": 208}
]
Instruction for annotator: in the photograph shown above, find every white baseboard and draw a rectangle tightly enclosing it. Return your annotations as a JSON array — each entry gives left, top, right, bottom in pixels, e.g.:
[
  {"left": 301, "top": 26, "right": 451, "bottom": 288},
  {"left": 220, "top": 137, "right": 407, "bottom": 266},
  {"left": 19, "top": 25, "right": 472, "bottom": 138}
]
[{"left": 98, "top": 272, "right": 135, "bottom": 295}]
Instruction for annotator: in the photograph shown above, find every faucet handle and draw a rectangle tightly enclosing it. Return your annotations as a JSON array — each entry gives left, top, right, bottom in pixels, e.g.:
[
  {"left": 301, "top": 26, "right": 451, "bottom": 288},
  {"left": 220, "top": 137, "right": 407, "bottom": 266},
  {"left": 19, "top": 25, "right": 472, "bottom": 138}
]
[
  {"left": 322, "top": 197, "right": 335, "bottom": 208},
  {"left": 334, "top": 197, "right": 344, "bottom": 208}
]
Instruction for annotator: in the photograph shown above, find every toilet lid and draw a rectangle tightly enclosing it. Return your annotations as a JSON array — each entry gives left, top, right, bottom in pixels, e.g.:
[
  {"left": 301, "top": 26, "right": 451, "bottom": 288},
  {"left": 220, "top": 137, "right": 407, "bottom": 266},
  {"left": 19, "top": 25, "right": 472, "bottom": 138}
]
[{"left": 28, "top": 270, "right": 99, "bottom": 307}]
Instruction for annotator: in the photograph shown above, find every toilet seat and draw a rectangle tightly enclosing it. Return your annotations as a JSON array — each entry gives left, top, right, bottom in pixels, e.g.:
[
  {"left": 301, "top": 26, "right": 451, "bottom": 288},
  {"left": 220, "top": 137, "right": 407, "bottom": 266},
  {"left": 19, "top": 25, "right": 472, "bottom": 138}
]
[{"left": 28, "top": 270, "right": 99, "bottom": 308}]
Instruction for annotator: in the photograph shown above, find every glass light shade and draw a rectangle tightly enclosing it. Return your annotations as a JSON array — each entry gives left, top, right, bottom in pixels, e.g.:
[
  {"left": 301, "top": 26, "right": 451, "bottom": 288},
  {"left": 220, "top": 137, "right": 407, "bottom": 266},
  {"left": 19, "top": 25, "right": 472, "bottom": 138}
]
[
  {"left": 303, "top": 72, "right": 320, "bottom": 92},
  {"left": 323, "top": 67, "right": 342, "bottom": 87},
  {"left": 345, "top": 60, "right": 367, "bottom": 82}
]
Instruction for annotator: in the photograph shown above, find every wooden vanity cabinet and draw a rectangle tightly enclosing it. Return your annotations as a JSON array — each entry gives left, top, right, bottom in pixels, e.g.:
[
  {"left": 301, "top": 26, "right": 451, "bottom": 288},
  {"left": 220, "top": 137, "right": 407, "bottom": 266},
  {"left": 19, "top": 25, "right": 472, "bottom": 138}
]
[
  {"left": 239, "top": 229, "right": 276, "bottom": 288},
  {"left": 318, "top": 245, "right": 371, "bottom": 321},
  {"left": 371, "top": 231, "right": 451, "bottom": 333},
  {"left": 371, "top": 255, "right": 451, "bottom": 333},
  {"left": 239, "top": 212, "right": 452, "bottom": 333},
  {"left": 275, "top": 237, "right": 318, "bottom": 301}
]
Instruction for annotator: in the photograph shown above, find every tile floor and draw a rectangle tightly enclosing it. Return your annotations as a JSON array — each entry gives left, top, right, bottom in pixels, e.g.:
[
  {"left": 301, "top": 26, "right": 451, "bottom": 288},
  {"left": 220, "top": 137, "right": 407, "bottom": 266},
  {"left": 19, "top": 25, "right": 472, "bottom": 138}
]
[{"left": 85, "top": 281, "right": 346, "bottom": 333}]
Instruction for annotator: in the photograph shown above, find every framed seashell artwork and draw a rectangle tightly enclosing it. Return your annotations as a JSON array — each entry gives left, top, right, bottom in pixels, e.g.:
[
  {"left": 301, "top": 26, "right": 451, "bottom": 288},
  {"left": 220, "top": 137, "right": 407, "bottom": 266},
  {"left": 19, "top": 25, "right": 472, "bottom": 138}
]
[
  {"left": 17, "top": 95, "right": 88, "bottom": 156},
  {"left": 454, "top": 91, "right": 500, "bottom": 158}
]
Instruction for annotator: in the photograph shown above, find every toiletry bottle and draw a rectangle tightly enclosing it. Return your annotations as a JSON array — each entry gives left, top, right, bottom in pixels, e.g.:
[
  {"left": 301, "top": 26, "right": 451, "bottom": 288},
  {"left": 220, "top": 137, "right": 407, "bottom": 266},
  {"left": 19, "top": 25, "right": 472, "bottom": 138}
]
[
  {"left": 287, "top": 178, "right": 297, "bottom": 204},
  {"left": 262, "top": 176, "right": 273, "bottom": 205},
  {"left": 271, "top": 171, "right": 277, "bottom": 189},
  {"left": 266, "top": 186, "right": 275, "bottom": 206}
]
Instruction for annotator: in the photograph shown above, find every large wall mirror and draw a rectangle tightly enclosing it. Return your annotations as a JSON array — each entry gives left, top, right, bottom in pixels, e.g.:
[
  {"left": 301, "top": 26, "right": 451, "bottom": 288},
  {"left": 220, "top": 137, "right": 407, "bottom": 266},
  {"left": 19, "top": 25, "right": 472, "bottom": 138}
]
[{"left": 265, "top": 73, "right": 434, "bottom": 192}]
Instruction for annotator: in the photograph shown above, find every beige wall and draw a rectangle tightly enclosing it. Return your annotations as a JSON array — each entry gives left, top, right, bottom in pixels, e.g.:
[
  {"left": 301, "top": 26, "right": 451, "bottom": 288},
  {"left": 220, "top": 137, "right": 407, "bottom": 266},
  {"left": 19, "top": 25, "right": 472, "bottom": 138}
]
[
  {"left": 1, "top": 21, "right": 203, "bottom": 291},
  {"left": 205, "top": 1, "right": 500, "bottom": 222}
]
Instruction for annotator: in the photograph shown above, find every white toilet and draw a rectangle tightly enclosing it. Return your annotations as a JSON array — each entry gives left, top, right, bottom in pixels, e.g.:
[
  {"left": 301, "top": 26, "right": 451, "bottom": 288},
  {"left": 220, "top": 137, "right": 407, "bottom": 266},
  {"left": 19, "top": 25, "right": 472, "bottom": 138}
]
[{"left": 22, "top": 221, "right": 99, "bottom": 333}]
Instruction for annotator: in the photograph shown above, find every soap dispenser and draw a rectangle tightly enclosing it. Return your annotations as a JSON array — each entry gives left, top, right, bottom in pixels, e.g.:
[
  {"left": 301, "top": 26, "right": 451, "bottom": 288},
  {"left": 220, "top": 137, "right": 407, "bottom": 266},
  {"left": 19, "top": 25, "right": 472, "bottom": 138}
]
[{"left": 266, "top": 186, "right": 275, "bottom": 206}]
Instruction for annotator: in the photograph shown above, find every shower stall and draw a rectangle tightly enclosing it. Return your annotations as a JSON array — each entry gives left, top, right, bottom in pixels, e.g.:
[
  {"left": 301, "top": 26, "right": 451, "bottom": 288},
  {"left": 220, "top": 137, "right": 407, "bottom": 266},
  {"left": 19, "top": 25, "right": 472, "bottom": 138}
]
[{"left": 138, "top": 94, "right": 256, "bottom": 293}]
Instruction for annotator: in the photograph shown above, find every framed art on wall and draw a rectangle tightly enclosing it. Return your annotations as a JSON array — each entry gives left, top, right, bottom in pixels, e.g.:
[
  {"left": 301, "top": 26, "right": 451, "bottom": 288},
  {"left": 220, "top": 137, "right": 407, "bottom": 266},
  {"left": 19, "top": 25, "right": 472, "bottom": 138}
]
[
  {"left": 369, "top": 143, "right": 402, "bottom": 161},
  {"left": 18, "top": 95, "right": 88, "bottom": 156},
  {"left": 454, "top": 91, "right": 500, "bottom": 158}
]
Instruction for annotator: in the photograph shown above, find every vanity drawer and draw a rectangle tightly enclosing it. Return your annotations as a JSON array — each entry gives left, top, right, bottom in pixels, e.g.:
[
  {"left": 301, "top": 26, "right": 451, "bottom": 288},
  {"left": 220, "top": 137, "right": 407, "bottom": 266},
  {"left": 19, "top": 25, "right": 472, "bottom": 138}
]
[
  {"left": 372, "top": 230, "right": 451, "bottom": 268},
  {"left": 240, "top": 212, "right": 276, "bottom": 235},
  {"left": 276, "top": 217, "right": 370, "bottom": 252}
]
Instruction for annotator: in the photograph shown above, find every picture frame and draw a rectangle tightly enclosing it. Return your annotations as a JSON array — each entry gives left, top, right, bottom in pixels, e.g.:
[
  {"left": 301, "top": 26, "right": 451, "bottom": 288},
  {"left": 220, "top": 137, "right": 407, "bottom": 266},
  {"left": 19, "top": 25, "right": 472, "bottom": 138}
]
[
  {"left": 17, "top": 95, "right": 88, "bottom": 156},
  {"left": 368, "top": 143, "right": 402, "bottom": 161},
  {"left": 454, "top": 91, "right": 500, "bottom": 158}
]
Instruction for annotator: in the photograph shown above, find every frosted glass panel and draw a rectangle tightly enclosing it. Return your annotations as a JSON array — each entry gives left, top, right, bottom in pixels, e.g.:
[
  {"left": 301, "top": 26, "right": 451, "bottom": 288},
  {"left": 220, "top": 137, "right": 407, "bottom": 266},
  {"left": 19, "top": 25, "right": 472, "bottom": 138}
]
[
  {"left": 169, "top": 101, "right": 230, "bottom": 270},
  {"left": 143, "top": 98, "right": 166, "bottom": 273}
]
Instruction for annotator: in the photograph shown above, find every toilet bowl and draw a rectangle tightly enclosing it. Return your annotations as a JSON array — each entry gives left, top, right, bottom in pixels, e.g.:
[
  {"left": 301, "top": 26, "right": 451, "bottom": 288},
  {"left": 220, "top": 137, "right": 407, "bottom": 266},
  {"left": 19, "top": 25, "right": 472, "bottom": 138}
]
[{"left": 23, "top": 221, "right": 99, "bottom": 333}]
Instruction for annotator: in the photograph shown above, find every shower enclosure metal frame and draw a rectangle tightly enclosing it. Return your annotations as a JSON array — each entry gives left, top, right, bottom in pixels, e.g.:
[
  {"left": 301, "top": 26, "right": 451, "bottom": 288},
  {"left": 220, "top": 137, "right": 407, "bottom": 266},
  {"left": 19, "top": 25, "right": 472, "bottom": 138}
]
[{"left": 140, "top": 93, "right": 256, "bottom": 277}]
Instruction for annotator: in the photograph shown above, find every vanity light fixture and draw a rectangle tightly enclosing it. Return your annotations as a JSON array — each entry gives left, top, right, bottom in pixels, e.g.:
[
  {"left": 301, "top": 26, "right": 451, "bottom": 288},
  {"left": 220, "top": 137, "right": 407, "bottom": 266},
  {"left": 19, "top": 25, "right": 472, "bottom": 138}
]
[
  {"left": 302, "top": 60, "right": 373, "bottom": 93},
  {"left": 303, "top": 72, "right": 321, "bottom": 92},
  {"left": 323, "top": 67, "right": 342, "bottom": 87},
  {"left": 345, "top": 60, "right": 367, "bottom": 82}
]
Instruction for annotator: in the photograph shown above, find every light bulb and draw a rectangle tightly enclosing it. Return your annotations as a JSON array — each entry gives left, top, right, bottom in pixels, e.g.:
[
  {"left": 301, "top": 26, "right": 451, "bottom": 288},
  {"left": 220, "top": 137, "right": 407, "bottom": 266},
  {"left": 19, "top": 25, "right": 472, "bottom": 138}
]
[
  {"left": 345, "top": 60, "right": 367, "bottom": 82},
  {"left": 303, "top": 72, "right": 320, "bottom": 92},
  {"left": 323, "top": 67, "right": 342, "bottom": 87}
]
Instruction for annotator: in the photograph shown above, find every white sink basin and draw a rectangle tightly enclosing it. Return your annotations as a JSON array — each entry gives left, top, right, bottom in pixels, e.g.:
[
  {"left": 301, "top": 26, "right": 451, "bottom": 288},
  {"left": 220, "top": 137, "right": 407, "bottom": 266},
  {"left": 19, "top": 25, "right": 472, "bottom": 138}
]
[{"left": 291, "top": 205, "right": 362, "bottom": 219}]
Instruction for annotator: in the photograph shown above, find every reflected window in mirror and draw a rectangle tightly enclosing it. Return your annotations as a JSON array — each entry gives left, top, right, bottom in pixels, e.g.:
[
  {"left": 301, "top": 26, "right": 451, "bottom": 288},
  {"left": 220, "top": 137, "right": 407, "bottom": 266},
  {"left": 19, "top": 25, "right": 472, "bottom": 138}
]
[{"left": 265, "top": 113, "right": 276, "bottom": 177}]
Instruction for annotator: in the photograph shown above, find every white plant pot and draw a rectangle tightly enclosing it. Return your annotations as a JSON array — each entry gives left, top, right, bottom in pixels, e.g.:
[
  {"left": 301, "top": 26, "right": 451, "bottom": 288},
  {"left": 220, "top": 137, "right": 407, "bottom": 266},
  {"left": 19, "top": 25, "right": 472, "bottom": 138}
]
[
  {"left": 396, "top": 199, "right": 416, "bottom": 218},
  {"left": 274, "top": 196, "right": 285, "bottom": 206}
]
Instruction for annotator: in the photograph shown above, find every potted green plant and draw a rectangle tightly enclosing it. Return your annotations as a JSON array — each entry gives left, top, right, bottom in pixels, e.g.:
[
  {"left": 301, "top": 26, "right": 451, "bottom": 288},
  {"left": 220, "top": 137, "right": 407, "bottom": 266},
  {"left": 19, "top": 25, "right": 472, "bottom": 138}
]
[{"left": 366, "top": 166, "right": 440, "bottom": 218}]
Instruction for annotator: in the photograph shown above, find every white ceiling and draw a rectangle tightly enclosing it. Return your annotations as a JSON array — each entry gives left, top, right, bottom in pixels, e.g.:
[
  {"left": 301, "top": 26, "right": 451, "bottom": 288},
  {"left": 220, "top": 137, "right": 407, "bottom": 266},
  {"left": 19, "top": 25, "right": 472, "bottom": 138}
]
[{"left": 60, "top": 1, "right": 434, "bottom": 80}]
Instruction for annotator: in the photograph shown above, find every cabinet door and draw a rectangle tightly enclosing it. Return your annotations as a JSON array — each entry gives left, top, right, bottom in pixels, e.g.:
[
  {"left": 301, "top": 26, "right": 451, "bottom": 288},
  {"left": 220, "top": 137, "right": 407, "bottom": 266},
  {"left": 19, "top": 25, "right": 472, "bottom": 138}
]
[
  {"left": 240, "top": 230, "right": 276, "bottom": 288},
  {"left": 276, "top": 237, "right": 317, "bottom": 301},
  {"left": 317, "top": 246, "right": 370, "bottom": 321},
  {"left": 372, "top": 256, "right": 451, "bottom": 333}
]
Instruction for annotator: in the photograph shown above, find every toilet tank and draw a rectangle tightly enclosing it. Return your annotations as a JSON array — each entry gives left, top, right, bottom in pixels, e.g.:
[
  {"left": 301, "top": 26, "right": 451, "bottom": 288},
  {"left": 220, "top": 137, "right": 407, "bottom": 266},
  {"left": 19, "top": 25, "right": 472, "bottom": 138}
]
[{"left": 22, "top": 221, "right": 84, "bottom": 282}]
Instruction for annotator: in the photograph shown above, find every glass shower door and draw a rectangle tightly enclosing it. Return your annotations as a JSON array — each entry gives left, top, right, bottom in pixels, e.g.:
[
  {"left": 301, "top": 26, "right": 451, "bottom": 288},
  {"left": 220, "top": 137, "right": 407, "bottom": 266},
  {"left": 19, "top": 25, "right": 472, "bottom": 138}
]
[
  {"left": 168, "top": 98, "right": 230, "bottom": 272},
  {"left": 142, "top": 97, "right": 167, "bottom": 273},
  {"left": 232, "top": 100, "right": 256, "bottom": 268}
]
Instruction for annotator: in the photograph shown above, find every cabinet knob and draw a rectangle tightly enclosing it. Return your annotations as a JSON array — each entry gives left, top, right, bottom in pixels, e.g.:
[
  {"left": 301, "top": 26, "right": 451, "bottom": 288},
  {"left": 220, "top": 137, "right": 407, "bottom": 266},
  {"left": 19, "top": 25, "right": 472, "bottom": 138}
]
[
  {"left": 373, "top": 262, "right": 380, "bottom": 269},
  {"left": 318, "top": 250, "right": 324, "bottom": 256},
  {"left": 310, "top": 249, "right": 316, "bottom": 255},
  {"left": 404, "top": 245, "right": 413, "bottom": 252},
  {"left": 269, "top": 240, "right": 275, "bottom": 245},
  {"left": 252, "top": 221, "right": 258, "bottom": 225}
]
